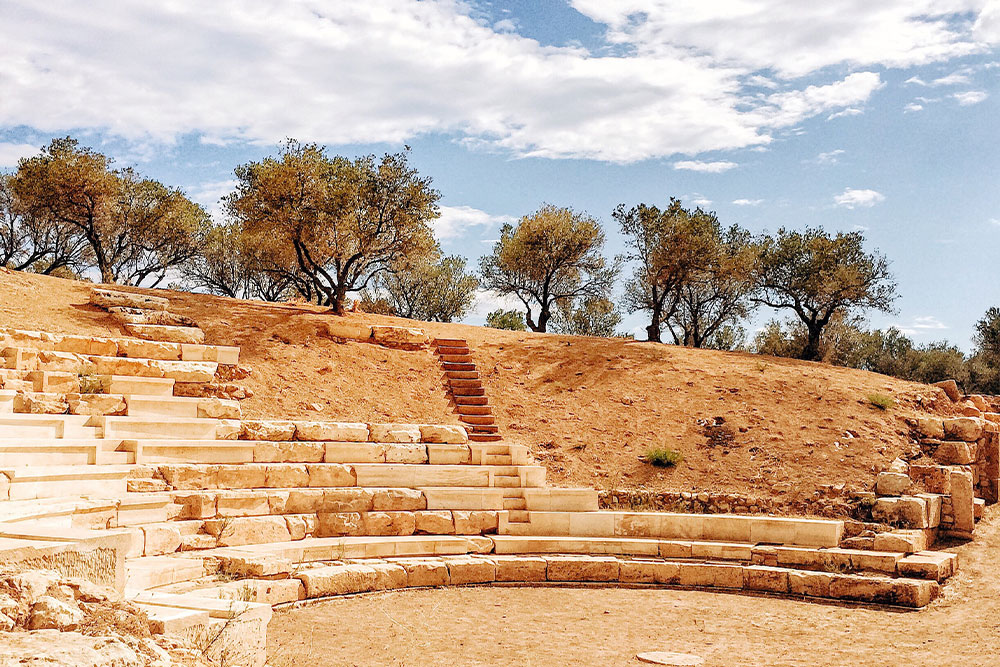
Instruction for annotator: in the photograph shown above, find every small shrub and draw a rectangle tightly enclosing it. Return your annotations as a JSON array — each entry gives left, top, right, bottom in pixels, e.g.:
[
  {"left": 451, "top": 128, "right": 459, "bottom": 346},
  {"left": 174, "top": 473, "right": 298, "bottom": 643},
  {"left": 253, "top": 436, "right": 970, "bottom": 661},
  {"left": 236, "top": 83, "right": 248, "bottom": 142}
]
[
  {"left": 867, "top": 392, "right": 894, "bottom": 411},
  {"left": 644, "top": 446, "right": 683, "bottom": 467},
  {"left": 78, "top": 369, "right": 103, "bottom": 394}
]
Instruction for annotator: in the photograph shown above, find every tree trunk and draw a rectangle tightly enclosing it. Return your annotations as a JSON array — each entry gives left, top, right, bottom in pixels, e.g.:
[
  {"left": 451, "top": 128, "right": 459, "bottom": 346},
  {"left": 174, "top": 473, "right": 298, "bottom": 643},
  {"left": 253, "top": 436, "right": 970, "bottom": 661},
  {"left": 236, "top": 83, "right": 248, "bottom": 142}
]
[
  {"left": 536, "top": 307, "right": 549, "bottom": 333},
  {"left": 646, "top": 302, "right": 662, "bottom": 343},
  {"left": 802, "top": 323, "right": 824, "bottom": 361},
  {"left": 331, "top": 283, "right": 349, "bottom": 315}
]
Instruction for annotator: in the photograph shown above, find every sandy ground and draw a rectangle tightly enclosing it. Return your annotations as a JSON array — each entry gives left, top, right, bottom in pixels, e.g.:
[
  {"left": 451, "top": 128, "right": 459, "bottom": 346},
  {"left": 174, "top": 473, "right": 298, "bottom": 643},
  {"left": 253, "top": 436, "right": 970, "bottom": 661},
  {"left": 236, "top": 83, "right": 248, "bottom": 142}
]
[
  {"left": 2, "top": 270, "right": 959, "bottom": 498},
  {"left": 267, "top": 508, "right": 1000, "bottom": 667}
]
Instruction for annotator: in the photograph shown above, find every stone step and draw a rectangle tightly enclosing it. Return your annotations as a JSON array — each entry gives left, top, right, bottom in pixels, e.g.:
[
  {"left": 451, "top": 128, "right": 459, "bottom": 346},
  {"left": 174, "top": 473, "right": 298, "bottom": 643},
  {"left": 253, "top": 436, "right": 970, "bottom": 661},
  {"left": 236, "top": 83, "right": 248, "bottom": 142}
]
[
  {"left": 122, "top": 440, "right": 256, "bottom": 464},
  {"left": 448, "top": 378, "right": 483, "bottom": 388},
  {"left": 469, "top": 433, "right": 502, "bottom": 442},
  {"left": 494, "top": 475, "right": 523, "bottom": 488},
  {"left": 124, "top": 324, "right": 205, "bottom": 345},
  {"left": 442, "top": 362, "right": 476, "bottom": 372},
  {"left": 125, "top": 395, "right": 240, "bottom": 420},
  {"left": 3, "top": 465, "right": 131, "bottom": 501},
  {"left": 436, "top": 346, "right": 469, "bottom": 355},
  {"left": 451, "top": 386, "right": 485, "bottom": 396},
  {"left": 446, "top": 370, "right": 479, "bottom": 380},
  {"left": 0, "top": 390, "right": 13, "bottom": 414},
  {"left": 470, "top": 443, "right": 525, "bottom": 464},
  {"left": 521, "top": 488, "right": 599, "bottom": 512},
  {"left": 503, "top": 497, "right": 527, "bottom": 510},
  {"left": 0, "top": 414, "right": 101, "bottom": 439},
  {"left": 433, "top": 338, "right": 467, "bottom": 347},
  {"left": 460, "top": 415, "right": 495, "bottom": 426},
  {"left": 0, "top": 439, "right": 136, "bottom": 466},
  {"left": 89, "top": 357, "right": 217, "bottom": 383},
  {"left": 457, "top": 405, "right": 492, "bottom": 416},
  {"left": 483, "top": 454, "right": 512, "bottom": 465},
  {"left": 454, "top": 395, "right": 489, "bottom": 406},
  {"left": 101, "top": 375, "right": 176, "bottom": 397},
  {"left": 438, "top": 354, "right": 472, "bottom": 364},
  {"left": 507, "top": 510, "right": 530, "bottom": 522},
  {"left": 102, "top": 416, "right": 224, "bottom": 440},
  {"left": 137, "top": 603, "right": 211, "bottom": 635},
  {"left": 500, "top": 511, "right": 844, "bottom": 547},
  {"left": 125, "top": 555, "right": 208, "bottom": 590}
]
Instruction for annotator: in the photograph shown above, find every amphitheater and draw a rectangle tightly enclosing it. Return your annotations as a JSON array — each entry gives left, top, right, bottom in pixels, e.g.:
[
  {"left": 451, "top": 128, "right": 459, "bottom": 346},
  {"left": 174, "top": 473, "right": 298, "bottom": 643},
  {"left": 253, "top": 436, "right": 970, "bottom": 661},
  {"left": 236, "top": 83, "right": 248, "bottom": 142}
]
[{"left": 0, "top": 273, "right": 996, "bottom": 666}]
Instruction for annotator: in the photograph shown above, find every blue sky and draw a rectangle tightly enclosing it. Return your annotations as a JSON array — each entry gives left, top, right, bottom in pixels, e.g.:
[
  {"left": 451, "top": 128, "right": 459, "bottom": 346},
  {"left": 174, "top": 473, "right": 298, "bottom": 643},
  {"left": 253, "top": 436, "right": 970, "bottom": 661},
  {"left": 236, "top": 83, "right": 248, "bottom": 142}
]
[{"left": 1, "top": 0, "right": 999, "bottom": 347}]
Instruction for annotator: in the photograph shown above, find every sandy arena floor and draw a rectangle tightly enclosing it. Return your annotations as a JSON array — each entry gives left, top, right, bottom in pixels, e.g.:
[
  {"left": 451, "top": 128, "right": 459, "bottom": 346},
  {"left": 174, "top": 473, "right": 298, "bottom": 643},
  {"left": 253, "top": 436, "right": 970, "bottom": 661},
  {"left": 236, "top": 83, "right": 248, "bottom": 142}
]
[{"left": 266, "top": 510, "right": 999, "bottom": 667}]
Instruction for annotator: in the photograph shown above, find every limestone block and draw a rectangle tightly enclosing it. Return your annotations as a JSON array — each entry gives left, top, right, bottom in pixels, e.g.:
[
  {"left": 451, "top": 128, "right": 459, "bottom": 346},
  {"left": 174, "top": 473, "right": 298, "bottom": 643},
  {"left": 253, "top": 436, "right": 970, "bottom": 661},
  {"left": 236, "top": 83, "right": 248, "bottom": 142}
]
[
  {"left": 619, "top": 559, "right": 681, "bottom": 584},
  {"left": 216, "top": 516, "right": 291, "bottom": 546},
  {"left": 219, "top": 555, "right": 292, "bottom": 578},
  {"left": 92, "top": 356, "right": 160, "bottom": 377},
  {"left": 363, "top": 511, "right": 416, "bottom": 536},
  {"left": 788, "top": 570, "right": 833, "bottom": 597},
  {"left": 56, "top": 335, "right": 118, "bottom": 357},
  {"left": 126, "top": 324, "right": 205, "bottom": 345},
  {"left": 370, "top": 325, "right": 428, "bottom": 348},
  {"left": 929, "top": 440, "right": 975, "bottom": 465},
  {"left": 426, "top": 444, "right": 471, "bottom": 465},
  {"left": 933, "top": 379, "right": 961, "bottom": 402},
  {"left": 897, "top": 551, "right": 957, "bottom": 581},
  {"left": 395, "top": 558, "right": 449, "bottom": 587},
  {"left": 744, "top": 566, "right": 790, "bottom": 593},
  {"left": 678, "top": 563, "right": 744, "bottom": 589},
  {"left": 908, "top": 465, "right": 952, "bottom": 494},
  {"left": 545, "top": 555, "right": 619, "bottom": 582},
  {"left": 37, "top": 350, "right": 89, "bottom": 373},
  {"left": 950, "top": 469, "right": 975, "bottom": 533},
  {"left": 875, "top": 472, "right": 911, "bottom": 496},
  {"left": 217, "top": 491, "right": 270, "bottom": 517},
  {"left": 445, "top": 556, "right": 496, "bottom": 584},
  {"left": 217, "top": 464, "right": 267, "bottom": 489},
  {"left": 322, "top": 489, "right": 375, "bottom": 512},
  {"left": 216, "top": 419, "right": 241, "bottom": 440},
  {"left": 872, "top": 496, "right": 930, "bottom": 529},
  {"left": 265, "top": 464, "right": 309, "bottom": 488},
  {"left": 307, "top": 464, "right": 355, "bottom": 487},
  {"left": 316, "top": 512, "right": 364, "bottom": 537},
  {"left": 419, "top": 424, "right": 469, "bottom": 444},
  {"left": 372, "top": 488, "right": 425, "bottom": 512},
  {"left": 369, "top": 423, "right": 421, "bottom": 443},
  {"left": 142, "top": 524, "right": 182, "bottom": 556},
  {"left": 151, "top": 360, "right": 217, "bottom": 382},
  {"left": 453, "top": 510, "right": 498, "bottom": 534},
  {"left": 285, "top": 515, "right": 307, "bottom": 540},
  {"left": 369, "top": 562, "right": 408, "bottom": 590},
  {"left": 171, "top": 492, "right": 218, "bottom": 519},
  {"left": 894, "top": 579, "right": 938, "bottom": 608},
  {"left": 118, "top": 339, "right": 182, "bottom": 361},
  {"left": 67, "top": 393, "right": 126, "bottom": 416},
  {"left": 268, "top": 491, "right": 291, "bottom": 514},
  {"left": 324, "top": 321, "right": 373, "bottom": 341},
  {"left": 90, "top": 288, "right": 169, "bottom": 310},
  {"left": 872, "top": 530, "right": 932, "bottom": 554},
  {"left": 384, "top": 443, "right": 427, "bottom": 463},
  {"left": 414, "top": 510, "right": 455, "bottom": 534},
  {"left": 28, "top": 596, "right": 84, "bottom": 630},
  {"left": 14, "top": 392, "right": 68, "bottom": 414},
  {"left": 494, "top": 555, "right": 547, "bottom": 582},
  {"left": 969, "top": 394, "right": 990, "bottom": 411},
  {"left": 943, "top": 418, "right": 983, "bottom": 442},
  {"left": 254, "top": 441, "right": 325, "bottom": 463},
  {"left": 298, "top": 564, "right": 378, "bottom": 598},
  {"left": 324, "top": 442, "right": 386, "bottom": 463},
  {"left": 295, "top": 421, "right": 369, "bottom": 442},
  {"left": 198, "top": 398, "right": 241, "bottom": 419},
  {"left": 242, "top": 420, "right": 296, "bottom": 441},
  {"left": 828, "top": 574, "right": 895, "bottom": 603},
  {"left": 284, "top": 490, "right": 325, "bottom": 514}
]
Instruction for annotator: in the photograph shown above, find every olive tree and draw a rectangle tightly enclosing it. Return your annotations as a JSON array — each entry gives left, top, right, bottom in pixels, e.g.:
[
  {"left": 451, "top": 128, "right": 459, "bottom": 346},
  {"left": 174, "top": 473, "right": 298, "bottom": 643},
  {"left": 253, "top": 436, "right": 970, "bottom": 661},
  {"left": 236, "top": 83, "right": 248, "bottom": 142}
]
[
  {"left": 379, "top": 251, "right": 479, "bottom": 322},
  {"left": 754, "top": 227, "right": 897, "bottom": 361},
  {"left": 479, "top": 204, "right": 619, "bottom": 333}
]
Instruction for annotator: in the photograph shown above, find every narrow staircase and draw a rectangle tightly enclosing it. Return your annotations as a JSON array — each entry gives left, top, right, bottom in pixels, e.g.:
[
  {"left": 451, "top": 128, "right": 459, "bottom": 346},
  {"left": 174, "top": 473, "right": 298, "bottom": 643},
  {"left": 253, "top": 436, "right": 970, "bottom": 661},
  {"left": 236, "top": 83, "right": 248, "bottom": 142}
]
[{"left": 434, "top": 338, "right": 501, "bottom": 443}]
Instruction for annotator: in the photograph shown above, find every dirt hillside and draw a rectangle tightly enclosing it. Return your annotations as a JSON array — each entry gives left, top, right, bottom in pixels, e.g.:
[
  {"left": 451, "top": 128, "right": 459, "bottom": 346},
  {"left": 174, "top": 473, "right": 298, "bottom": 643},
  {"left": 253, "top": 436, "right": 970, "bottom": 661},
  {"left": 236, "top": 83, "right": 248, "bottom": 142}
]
[{"left": 1, "top": 270, "right": 958, "bottom": 500}]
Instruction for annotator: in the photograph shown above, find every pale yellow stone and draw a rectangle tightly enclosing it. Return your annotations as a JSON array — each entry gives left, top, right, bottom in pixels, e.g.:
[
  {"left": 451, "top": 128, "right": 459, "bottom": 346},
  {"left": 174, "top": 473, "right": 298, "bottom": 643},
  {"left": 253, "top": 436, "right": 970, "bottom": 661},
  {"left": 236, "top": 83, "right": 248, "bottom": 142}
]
[
  {"left": 369, "top": 423, "right": 421, "bottom": 443},
  {"left": 265, "top": 464, "right": 309, "bottom": 488},
  {"left": 444, "top": 556, "right": 496, "bottom": 584},
  {"left": 414, "top": 510, "right": 455, "bottom": 534},
  {"left": 306, "top": 464, "right": 355, "bottom": 487},
  {"left": 363, "top": 511, "right": 416, "bottom": 536},
  {"left": 242, "top": 420, "right": 296, "bottom": 441},
  {"left": 294, "top": 421, "right": 370, "bottom": 442},
  {"left": 545, "top": 555, "right": 619, "bottom": 582},
  {"left": 142, "top": 523, "right": 181, "bottom": 556},
  {"left": 419, "top": 424, "right": 468, "bottom": 444},
  {"left": 316, "top": 512, "right": 364, "bottom": 537},
  {"left": 372, "top": 488, "right": 425, "bottom": 512}
]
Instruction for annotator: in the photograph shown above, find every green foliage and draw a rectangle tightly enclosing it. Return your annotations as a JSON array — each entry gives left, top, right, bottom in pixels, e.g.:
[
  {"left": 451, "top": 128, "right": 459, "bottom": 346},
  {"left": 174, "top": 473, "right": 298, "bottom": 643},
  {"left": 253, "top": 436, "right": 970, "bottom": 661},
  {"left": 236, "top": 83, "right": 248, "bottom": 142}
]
[
  {"left": 485, "top": 309, "right": 526, "bottom": 331},
  {"left": 479, "top": 204, "right": 619, "bottom": 332},
  {"left": 552, "top": 296, "right": 622, "bottom": 337},
  {"left": 180, "top": 221, "right": 293, "bottom": 302},
  {"left": 77, "top": 369, "right": 103, "bottom": 395},
  {"left": 379, "top": 251, "right": 478, "bottom": 322},
  {"left": 644, "top": 446, "right": 683, "bottom": 467},
  {"left": 226, "top": 141, "right": 440, "bottom": 313},
  {"left": 866, "top": 393, "right": 894, "bottom": 410},
  {"left": 754, "top": 227, "right": 897, "bottom": 361}
]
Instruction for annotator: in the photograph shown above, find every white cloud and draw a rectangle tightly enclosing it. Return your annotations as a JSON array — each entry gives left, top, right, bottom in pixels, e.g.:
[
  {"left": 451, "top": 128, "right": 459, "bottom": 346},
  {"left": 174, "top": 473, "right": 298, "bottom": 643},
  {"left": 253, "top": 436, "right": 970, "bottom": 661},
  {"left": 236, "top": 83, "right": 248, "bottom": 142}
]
[
  {"left": 0, "top": 142, "right": 39, "bottom": 168},
  {"left": 433, "top": 205, "right": 515, "bottom": 240},
  {"left": 895, "top": 315, "right": 948, "bottom": 335},
  {"left": 685, "top": 193, "right": 713, "bottom": 207},
  {"left": 974, "top": 0, "right": 1000, "bottom": 43},
  {"left": 931, "top": 71, "right": 972, "bottom": 86},
  {"left": 953, "top": 90, "right": 989, "bottom": 105},
  {"left": 827, "top": 107, "right": 864, "bottom": 120},
  {"left": 570, "top": 1, "right": 986, "bottom": 79},
  {"left": 904, "top": 103, "right": 925, "bottom": 113},
  {"left": 673, "top": 160, "right": 738, "bottom": 173},
  {"left": 834, "top": 188, "right": 886, "bottom": 208},
  {"left": 0, "top": 0, "right": 938, "bottom": 164},
  {"left": 812, "top": 149, "right": 845, "bottom": 165},
  {"left": 732, "top": 198, "right": 764, "bottom": 206},
  {"left": 989, "top": 218, "right": 1000, "bottom": 227},
  {"left": 188, "top": 179, "right": 238, "bottom": 219}
]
